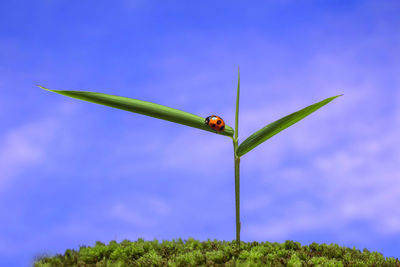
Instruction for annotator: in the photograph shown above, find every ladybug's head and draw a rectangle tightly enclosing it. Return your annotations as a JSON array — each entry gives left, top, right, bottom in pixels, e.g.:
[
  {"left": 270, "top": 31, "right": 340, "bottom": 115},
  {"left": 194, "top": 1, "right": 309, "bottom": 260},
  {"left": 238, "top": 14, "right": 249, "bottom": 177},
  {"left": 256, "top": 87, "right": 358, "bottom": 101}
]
[
  {"left": 204, "top": 116, "right": 211, "bottom": 125},
  {"left": 205, "top": 115, "right": 216, "bottom": 125}
]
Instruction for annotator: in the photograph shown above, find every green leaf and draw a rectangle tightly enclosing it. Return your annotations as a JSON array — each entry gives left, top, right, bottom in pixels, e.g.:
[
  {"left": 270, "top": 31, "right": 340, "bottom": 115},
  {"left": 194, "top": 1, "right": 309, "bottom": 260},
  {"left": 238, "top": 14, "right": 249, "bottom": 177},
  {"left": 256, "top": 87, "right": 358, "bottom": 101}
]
[
  {"left": 236, "top": 94, "right": 343, "bottom": 157},
  {"left": 38, "top": 86, "right": 234, "bottom": 137},
  {"left": 235, "top": 67, "right": 240, "bottom": 140}
]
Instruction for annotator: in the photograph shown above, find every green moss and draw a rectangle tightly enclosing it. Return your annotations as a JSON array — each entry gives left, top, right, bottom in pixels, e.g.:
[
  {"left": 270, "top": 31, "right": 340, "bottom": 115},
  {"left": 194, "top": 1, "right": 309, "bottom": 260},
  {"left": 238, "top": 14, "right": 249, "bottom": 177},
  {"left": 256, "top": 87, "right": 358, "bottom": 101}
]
[
  {"left": 171, "top": 250, "right": 205, "bottom": 266},
  {"left": 34, "top": 239, "right": 400, "bottom": 267}
]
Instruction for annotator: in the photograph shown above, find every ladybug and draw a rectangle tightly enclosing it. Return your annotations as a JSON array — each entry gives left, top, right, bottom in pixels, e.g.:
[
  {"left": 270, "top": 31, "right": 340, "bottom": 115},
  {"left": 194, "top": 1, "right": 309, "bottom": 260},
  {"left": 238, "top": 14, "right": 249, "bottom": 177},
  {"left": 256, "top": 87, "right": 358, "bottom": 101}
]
[{"left": 205, "top": 115, "right": 225, "bottom": 132}]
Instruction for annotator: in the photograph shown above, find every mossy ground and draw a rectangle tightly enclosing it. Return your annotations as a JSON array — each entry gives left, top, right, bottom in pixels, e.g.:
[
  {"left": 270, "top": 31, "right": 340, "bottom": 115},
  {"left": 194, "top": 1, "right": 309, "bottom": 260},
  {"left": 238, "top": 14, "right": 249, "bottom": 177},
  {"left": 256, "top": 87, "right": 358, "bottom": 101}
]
[{"left": 34, "top": 238, "right": 400, "bottom": 267}]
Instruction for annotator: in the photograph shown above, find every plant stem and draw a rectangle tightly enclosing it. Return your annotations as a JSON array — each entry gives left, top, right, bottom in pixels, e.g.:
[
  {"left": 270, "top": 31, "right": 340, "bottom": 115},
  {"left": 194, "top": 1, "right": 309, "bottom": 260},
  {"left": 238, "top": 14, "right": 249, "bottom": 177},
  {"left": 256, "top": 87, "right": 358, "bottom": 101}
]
[
  {"left": 233, "top": 138, "right": 241, "bottom": 250},
  {"left": 234, "top": 67, "right": 241, "bottom": 250}
]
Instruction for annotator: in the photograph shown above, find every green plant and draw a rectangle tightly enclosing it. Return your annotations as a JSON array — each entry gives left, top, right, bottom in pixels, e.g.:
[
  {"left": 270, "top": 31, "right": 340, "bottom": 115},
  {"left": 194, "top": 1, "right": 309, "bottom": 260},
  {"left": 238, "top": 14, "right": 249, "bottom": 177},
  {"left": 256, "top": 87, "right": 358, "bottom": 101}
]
[
  {"left": 38, "top": 68, "right": 342, "bottom": 250},
  {"left": 34, "top": 238, "right": 400, "bottom": 266}
]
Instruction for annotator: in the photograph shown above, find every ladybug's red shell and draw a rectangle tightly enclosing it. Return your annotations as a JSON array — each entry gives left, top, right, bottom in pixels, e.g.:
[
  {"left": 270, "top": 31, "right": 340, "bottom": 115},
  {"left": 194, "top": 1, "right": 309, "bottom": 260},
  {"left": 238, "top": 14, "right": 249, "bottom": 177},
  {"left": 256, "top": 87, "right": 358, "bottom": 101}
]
[{"left": 205, "top": 115, "right": 225, "bottom": 131}]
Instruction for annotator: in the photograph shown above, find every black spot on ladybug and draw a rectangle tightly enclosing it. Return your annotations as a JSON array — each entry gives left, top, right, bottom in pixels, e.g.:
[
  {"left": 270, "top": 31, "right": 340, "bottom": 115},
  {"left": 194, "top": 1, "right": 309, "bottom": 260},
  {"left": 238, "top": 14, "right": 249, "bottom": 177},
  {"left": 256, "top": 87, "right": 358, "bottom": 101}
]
[
  {"left": 217, "top": 120, "right": 221, "bottom": 125},
  {"left": 211, "top": 123, "right": 216, "bottom": 127},
  {"left": 220, "top": 125, "right": 224, "bottom": 131}
]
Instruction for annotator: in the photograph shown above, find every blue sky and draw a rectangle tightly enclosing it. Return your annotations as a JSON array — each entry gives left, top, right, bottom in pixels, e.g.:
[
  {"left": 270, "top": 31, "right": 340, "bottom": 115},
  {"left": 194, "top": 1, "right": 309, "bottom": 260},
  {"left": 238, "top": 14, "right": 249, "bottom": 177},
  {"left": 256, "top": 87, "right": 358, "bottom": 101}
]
[{"left": 1, "top": 0, "right": 399, "bottom": 266}]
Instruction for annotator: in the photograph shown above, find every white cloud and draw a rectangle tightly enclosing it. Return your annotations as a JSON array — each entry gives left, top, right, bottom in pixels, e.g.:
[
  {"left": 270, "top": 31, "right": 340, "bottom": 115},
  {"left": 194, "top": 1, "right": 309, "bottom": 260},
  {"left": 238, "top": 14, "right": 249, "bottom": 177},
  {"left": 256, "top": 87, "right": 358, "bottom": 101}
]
[
  {"left": 111, "top": 203, "right": 155, "bottom": 226},
  {"left": 242, "top": 115, "right": 400, "bottom": 239},
  {"left": 0, "top": 100, "right": 80, "bottom": 191},
  {"left": 109, "top": 195, "right": 171, "bottom": 226},
  {"left": 245, "top": 200, "right": 334, "bottom": 240},
  {"left": 147, "top": 197, "right": 171, "bottom": 216},
  {"left": 0, "top": 119, "right": 58, "bottom": 190},
  {"left": 318, "top": 131, "right": 400, "bottom": 235},
  {"left": 243, "top": 195, "right": 273, "bottom": 212}
]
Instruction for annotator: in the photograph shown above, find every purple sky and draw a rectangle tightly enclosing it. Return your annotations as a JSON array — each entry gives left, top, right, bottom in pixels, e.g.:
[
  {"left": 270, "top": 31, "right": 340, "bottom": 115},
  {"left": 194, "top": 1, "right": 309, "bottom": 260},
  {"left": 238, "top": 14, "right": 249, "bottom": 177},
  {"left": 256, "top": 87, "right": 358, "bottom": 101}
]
[{"left": 1, "top": 1, "right": 400, "bottom": 266}]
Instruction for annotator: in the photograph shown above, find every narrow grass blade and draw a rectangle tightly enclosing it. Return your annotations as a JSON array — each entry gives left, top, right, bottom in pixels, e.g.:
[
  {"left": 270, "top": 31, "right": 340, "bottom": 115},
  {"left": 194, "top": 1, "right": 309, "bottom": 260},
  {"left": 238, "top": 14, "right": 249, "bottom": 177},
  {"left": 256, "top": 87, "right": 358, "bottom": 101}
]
[
  {"left": 236, "top": 94, "right": 343, "bottom": 157},
  {"left": 235, "top": 67, "right": 240, "bottom": 141},
  {"left": 38, "top": 86, "right": 234, "bottom": 137}
]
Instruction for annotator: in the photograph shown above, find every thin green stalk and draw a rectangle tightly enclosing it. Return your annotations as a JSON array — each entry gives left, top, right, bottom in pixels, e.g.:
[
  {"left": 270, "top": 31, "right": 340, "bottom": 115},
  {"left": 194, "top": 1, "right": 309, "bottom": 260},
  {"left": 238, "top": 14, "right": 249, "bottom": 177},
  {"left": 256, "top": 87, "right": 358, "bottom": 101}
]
[
  {"left": 234, "top": 143, "right": 240, "bottom": 249},
  {"left": 233, "top": 67, "right": 241, "bottom": 250}
]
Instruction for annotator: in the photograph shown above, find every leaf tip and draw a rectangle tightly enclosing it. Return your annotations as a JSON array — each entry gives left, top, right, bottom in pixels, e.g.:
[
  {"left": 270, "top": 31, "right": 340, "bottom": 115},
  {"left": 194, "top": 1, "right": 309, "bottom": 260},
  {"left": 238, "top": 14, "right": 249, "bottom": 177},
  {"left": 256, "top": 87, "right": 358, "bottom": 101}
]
[
  {"left": 331, "top": 94, "right": 344, "bottom": 100},
  {"left": 335, "top": 94, "right": 343, "bottom": 98},
  {"left": 37, "top": 85, "right": 54, "bottom": 92}
]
